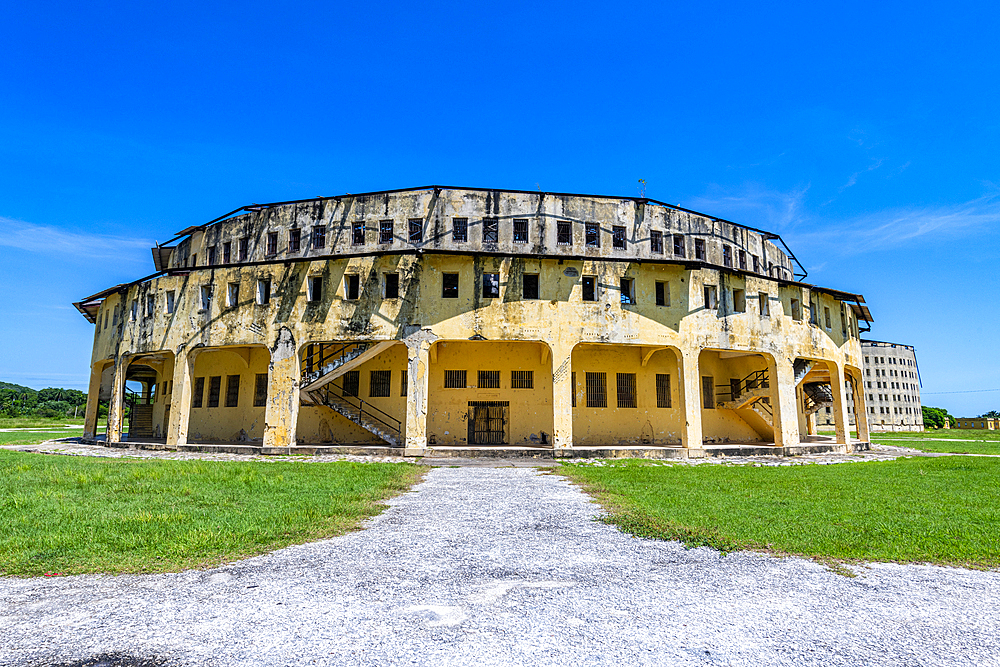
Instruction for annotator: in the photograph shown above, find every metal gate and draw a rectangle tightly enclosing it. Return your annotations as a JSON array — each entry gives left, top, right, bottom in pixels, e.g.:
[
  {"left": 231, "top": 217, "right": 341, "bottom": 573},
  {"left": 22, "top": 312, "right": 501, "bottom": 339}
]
[{"left": 468, "top": 401, "right": 509, "bottom": 445}]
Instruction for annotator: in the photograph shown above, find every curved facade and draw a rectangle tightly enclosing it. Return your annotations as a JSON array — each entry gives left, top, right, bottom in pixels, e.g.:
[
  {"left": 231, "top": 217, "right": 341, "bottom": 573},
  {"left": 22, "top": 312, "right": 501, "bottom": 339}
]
[{"left": 75, "top": 186, "right": 872, "bottom": 455}]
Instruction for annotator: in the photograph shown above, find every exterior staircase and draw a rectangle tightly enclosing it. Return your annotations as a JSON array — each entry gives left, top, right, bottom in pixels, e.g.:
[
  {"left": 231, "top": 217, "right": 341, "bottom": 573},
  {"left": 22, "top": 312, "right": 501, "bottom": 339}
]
[
  {"left": 716, "top": 369, "right": 774, "bottom": 441},
  {"left": 802, "top": 381, "right": 834, "bottom": 416},
  {"left": 793, "top": 358, "right": 816, "bottom": 386},
  {"left": 127, "top": 399, "right": 154, "bottom": 439}
]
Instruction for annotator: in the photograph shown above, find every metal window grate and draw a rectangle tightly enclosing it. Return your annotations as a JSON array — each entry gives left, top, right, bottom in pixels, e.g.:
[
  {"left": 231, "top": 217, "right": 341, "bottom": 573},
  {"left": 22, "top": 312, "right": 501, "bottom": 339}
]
[
  {"left": 380, "top": 220, "right": 393, "bottom": 244},
  {"left": 468, "top": 401, "right": 509, "bottom": 445},
  {"left": 673, "top": 234, "right": 685, "bottom": 257},
  {"left": 400, "top": 369, "right": 408, "bottom": 396},
  {"left": 617, "top": 373, "right": 637, "bottom": 408},
  {"left": 238, "top": 237, "right": 249, "bottom": 261},
  {"left": 483, "top": 217, "right": 499, "bottom": 243},
  {"left": 409, "top": 218, "right": 423, "bottom": 242},
  {"left": 582, "top": 276, "right": 596, "bottom": 302},
  {"left": 369, "top": 370, "right": 391, "bottom": 398},
  {"left": 208, "top": 376, "right": 222, "bottom": 408},
  {"left": 193, "top": 377, "right": 205, "bottom": 408},
  {"left": 312, "top": 226, "right": 326, "bottom": 249},
  {"left": 266, "top": 233, "right": 278, "bottom": 256},
  {"left": 511, "top": 370, "right": 533, "bottom": 389},
  {"left": 453, "top": 218, "right": 468, "bottom": 242},
  {"left": 478, "top": 370, "right": 500, "bottom": 389},
  {"left": 288, "top": 228, "right": 300, "bottom": 252},
  {"left": 585, "top": 222, "right": 600, "bottom": 247},
  {"left": 702, "top": 376, "right": 715, "bottom": 409},
  {"left": 612, "top": 225, "right": 626, "bottom": 249},
  {"left": 254, "top": 373, "right": 267, "bottom": 407},
  {"left": 513, "top": 219, "right": 529, "bottom": 243},
  {"left": 557, "top": 221, "right": 572, "bottom": 245},
  {"left": 585, "top": 372, "right": 607, "bottom": 408},
  {"left": 352, "top": 222, "right": 365, "bottom": 245},
  {"left": 571, "top": 372, "right": 576, "bottom": 408},
  {"left": 723, "top": 244, "right": 732, "bottom": 267},
  {"left": 225, "top": 375, "right": 240, "bottom": 407},
  {"left": 442, "top": 273, "right": 459, "bottom": 298},
  {"left": 482, "top": 273, "right": 500, "bottom": 298},
  {"left": 650, "top": 230, "right": 663, "bottom": 254},
  {"left": 656, "top": 374, "right": 671, "bottom": 408},
  {"left": 342, "top": 370, "right": 360, "bottom": 397},
  {"left": 444, "top": 370, "right": 466, "bottom": 388}
]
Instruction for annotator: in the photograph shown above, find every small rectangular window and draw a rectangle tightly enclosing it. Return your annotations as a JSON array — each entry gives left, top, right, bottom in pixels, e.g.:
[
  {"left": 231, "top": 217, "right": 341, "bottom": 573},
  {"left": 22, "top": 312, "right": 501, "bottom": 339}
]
[
  {"left": 288, "top": 228, "right": 301, "bottom": 253},
  {"left": 193, "top": 377, "right": 205, "bottom": 408},
  {"left": 310, "top": 276, "right": 324, "bottom": 302},
  {"left": 571, "top": 371, "right": 576, "bottom": 408},
  {"left": 620, "top": 278, "right": 634, "bottom": 305},
  {"left": 557, "top": 221, "right": 572, "bottom": 245},
  {"left": 266, "top": 232, "right": 278, "bottom": 256},
  {"left": 478, "top": 370, "right": 500, "bottom": 389},
  {"left": 444, "top": 370, "right": 466, "bottom": 388},
  {"left": 723, "top": 244, "right": 732, "bottom": 267},
  {"left": 522, "top": 274, "right": 539, "bottom": 300},
  {"left": 483, "top": 217, "right": 499, "bottom": 244},
  {"left": 344, "top": 275, "right": 359, "bottom": 300},
  {"left": 130, "top": 301, "right": 137, "bottom": 321},
  {"left": 810, "top": 300, "right": 819, "bottom": 325},
  {"left": 733, "top": 288, "right": 746, "bottom": 313},
  {"left": 257, "top": 279, "right": 271, "bottom": 305},
  {"left": 585, "top": 222, "right": 600, "bottom": 247},
  {"left": 655, "top": 281, "right": 669, "bottom": 307},
  {"left": 704, "top": 285, "right": 717, "bottom": 310},
  {"left": 791, "top": 298, "right": 802, "bottom": 321},
  {"left": 752, "top": 255, "right": 760, "bottom": 273},
  {"left": 146, "top": 294, "right": 154, "bottom": 318},
  {"left": 513, "top": 219, "right": 529, "bottom": 243},
  {"left": 208, "top": 376, "right": 222, "bottom": 408},
  {"left": 650, "top": 230, "right": 663, "bottom": 254},
  {"left": 702, "top": 376, "right": 715, "bottom": 409},
  {"left": 585, "top": 372, "right": 607, "bottom": 408},
  {"left": 191, "top": 253, "right": 197, "bottom": 267},
  {"left": 227, "top": 282, "right": 239, "bottom": 308},
  {"left": 200, "top": 285, "right": 212, "bottom": 311},
  {"left": 165, "top": 290, "right": 175, "bottom": 314},
  {"left": 385, "top": 273, "right": 399, "bottom": 299},
  {"left": 253, "top": 373, "right": 267, "bottom": 407},
  {"left": 673, "top": 234, "right": 685, "bottom": 257},
  {"left": 511, "top": 370, "right": 533, "bottom": 389},
  {"left": 482, "top": 273, "right": 500, "bottom": 299},
  {"left": 380, "top": 220, "right": 394, "bottom": 244},
  {"left": 759, "top": 292, "right": 770, "bottom": 317},
  {"left": 616, "top": 373, "right": 637, "bottom": 408},
  {"left": 369, "top": 370, "right": 391, "bottom": 398},
  {"left": 582, "top": 276, "right": 597, "bottom": 302},
  {"left": 612, "top": 226, "right": 626, "bottom": 249},
  {"left": 442, "top": 273, "right": 459, "bottom": 298},
  {"left": 409, "top": 218, "right": 423, "bottom": 243},
  {"left": 694, "top": 239, "right": 706, "bottom": 261},
  {"left": 225, "top": 375, "right": 240, "bottom": 407},
  {"left": 207, "top": 246, "right": 217, "bottom": 266},
  {"left": 312, "top": 226, "right": 326, "bottom": 249},
  {"left": 342, "top": 370, "right": 360, "bottom": 397},
  {"left": 738, "top": 249, "right": 746, "bottom": 270},
  {"left": 222, "top": 242, "right": 232, "bottom": 263},
  {"left": 400, "top": 369, "right": 408, "bottom": 396},
  {"left": 453, "top": 218, "right": 468, "bottom": 242},
  {"left": 352, "top": 221, "right": 365, "bottom": 245},
  {"left": 238, "top": 237, "right": 249, "bottom": 262},
  {"left": 824, "top": 307, "right": 832, "bottom": 329},
  {"left": 656, "top": 374, "right": 671, "bottom": 408}
]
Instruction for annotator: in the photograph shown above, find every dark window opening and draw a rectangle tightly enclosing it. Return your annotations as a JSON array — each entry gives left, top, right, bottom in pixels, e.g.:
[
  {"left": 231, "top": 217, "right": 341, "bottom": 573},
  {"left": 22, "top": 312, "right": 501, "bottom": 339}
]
[
  {"left": 207, "top": 246, "right": 217, "bottom": 266},
  {"left": 655, "top": 281, "right": 668, "bottom": 307},
  {"left": 650, "top": 230, "right": 663, "bottom": 254},
  {"left": 409, "top": 218, "right": 423, "bottom": 243},
  {"left": 585, "top": 222, "right": 600, "bottom": 247},
  {"left": 208, "top": 376, "right": 222, "bottom": 408},
  {"left": 513, "top": 219, "right": 529, "bottom": 243},
  {"left": 612, "top": 225, "right": 626, "bottom": 249},
  {"left": 193, "top": 377, "right": 205, "bottom": 408},
  {"left": 312, "top": 226, "right": 326, "bottom": 249},
  {"left": 656, "top": 374, "right": 671, "bottom": 408},
  {"left": 266, "top": 232, "right": 278, "bottom": 256},
  {"left": 752, "top": 255, "right": 760, "bottom": 273},
  {"left": 673, "top": 234, "right": 685, "bottom": 257},
  {"left": 352, "top": 222, "right": 365, "bottom": 245},
  {"left": 557, "top": 221, "right": 572, "bottom": 245},
  {"left": 694, "top": 238, "right": 706, "bottom": 261},
  {"left": 369, "top": 370, "right": 391, "bottom": 398},
  {"left": 238, "top": 237, "right": 249, "bottom": 262},
  {"left": 483, "top": 217, "right": 499, "bottom": 244},
  {"left": 253, "top": 373, "right": 267, "bottom": 407},
  {"left": 222, "top": 241, "right": 232, "bottom": 264},
  {"left": 380, "top": 220, "right": 393, "bottom": 244},
  {"left": 385, "top": 273, "right": 399, "bottom": 299},
  {"left": 225, "top": 375, "right": 240, "bottom": 408},
  {"left": 585, "top": 372, "right": 607, "bottom": 408},
  {"left": 342, "top": 370, "right": 360, "bottom": 397},
  {"left": 723, "top": 244, "right": 732, "bottom": 267},
  {"left": 702, "top": 376, "right": 714, "bottom": 409},
  {"left": 738, "top": 249, "right": 746, "bottom": 270},
  {"left": 453, "top": 218, "right": 468, "bottom": 242},
  {"left": 257, "top": 279, "right": 271, "bottom": 305},
  {"left": 582, "top": 276, "right": 596, "bottom": 302},
  {"left": 345, "top": 274, "right": 359, "bottom": 300},
  {"left": 511, "top": 370, "right": 533, "bottom": 389},
  {"left": 571, "top": 372, "right": 576, "bottom": 408},
  {"left": 617, "top": 373, "right": 637, "bottom": 408},
  {"left": 704, "top": 285, "right": 718, "bottom": 309},
  {"left": 400, "top": 369, "right": 408, "bottom": 396},
  {"left": 444, "top": 369, "right": 466, "bottom": 388},
  {"left": 442, "top": 273, "right": 459, "bottom": 298},
  {"left": 733, "top": 288, "right": 746, "bottom": 313},
  {"left": 288, "top": 228, "right": 301, "bottom": 252},
  {"left": 482, "top": 273, "right": 500, "bottom": 298},
  {"left": 620, "top": 278, "right": 634, "bottom": 305},
  {"left": 522, "top": 274, "right": 539, "bottom": 300},
  {"left": 478, "top": 370, "right": 500, "bottom": 389},
  {"left": 310, "top": 276, "right": 323, "bottom": 302},
  {"left": 468, "top": 401, "right": 509, "bottom": 445}
]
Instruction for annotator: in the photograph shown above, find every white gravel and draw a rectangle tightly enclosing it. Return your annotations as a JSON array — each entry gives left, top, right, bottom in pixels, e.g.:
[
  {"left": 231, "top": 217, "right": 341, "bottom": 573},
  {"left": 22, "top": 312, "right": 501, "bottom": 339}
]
[{"left": 3, "top": 466, "right": 999, "bottom": 667}]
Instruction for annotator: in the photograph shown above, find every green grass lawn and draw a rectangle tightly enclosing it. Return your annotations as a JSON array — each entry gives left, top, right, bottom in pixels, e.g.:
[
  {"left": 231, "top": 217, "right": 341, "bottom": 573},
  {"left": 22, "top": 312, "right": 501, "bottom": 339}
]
[
  {"left": 561, "top": 457, "right": 1000, "bottom": 569},
  {"left": 0, "top": 430, "right": 85, "bottom": 447},
  {"left": 0, "top": 450, "right": 422, "bottom": 577},
  {"left": 871, "top": 429, "right": 1000, "bottom": 455},
  {"left": 0, "top": 416, "right": 85, "bottom": 429}
]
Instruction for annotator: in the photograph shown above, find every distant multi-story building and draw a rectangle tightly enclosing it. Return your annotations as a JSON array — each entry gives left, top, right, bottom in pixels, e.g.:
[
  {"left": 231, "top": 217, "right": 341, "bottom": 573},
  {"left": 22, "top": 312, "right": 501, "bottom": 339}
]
[{"left": 817, "top": 339, "right": 923, "bottom": 432}]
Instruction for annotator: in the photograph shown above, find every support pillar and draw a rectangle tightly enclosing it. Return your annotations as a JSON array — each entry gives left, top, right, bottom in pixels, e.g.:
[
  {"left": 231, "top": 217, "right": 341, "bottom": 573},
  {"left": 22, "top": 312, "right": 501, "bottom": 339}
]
[
  {"left": 264, "top": 328, "right": 300, "bottom": 448},
  {"left": 679, "top": 348, "right": 705, "bottom": 456},
  {"left": 82, "top": 362, "right": 106, "bottom": 440},
  {"left": 404, "top": 339, "right": 431, "bottom": 456},
  {"left": 850, "top": 370, "right": 870, "bottom": 443},
  {"left": 827, "top": 361, "right": 850, "bottom": 450},
  {"left": 768, "top": 355, "right": 800, "bottom": 449},
  {"left": 106, "top": 355, "right": 129, "bottom": 444},
  {"left": 167, "top": 347, "right": 196, "bottom": 448},
  {"left": 550, "top": 342, "right": 574, "bottom": 451}
]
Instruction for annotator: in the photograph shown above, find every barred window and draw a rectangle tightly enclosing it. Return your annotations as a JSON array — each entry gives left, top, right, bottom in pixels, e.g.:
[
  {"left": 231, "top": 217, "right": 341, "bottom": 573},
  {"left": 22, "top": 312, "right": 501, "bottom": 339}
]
[
  {"left": 400, "top": 369, "right": 408, "bottom": 396},
  {"left": 409, "top": 218, "right": 423, "bottom": 242},
  {"left": 312, "top": 226, "right": 326, "bottom": 249},
  {"left": 620, "top": 278, "right": 634, "bottom": 305},
  {"left": 288, "top": 228, "right": 301, "bottom": 252},
  {"left": 352, "top": 221, "right": 365, "bottom": 245},
  {"left": 442, "top": 273, "right": 459, "bottom": 298},
  {"left": 571, "top": 372, "right": 576, "bottom": 408},
  {"left": 656, "top": 374, "right": 671, "bottom": 408},
  {"left": 453, "top": 218, "right": 468, "bottom": 242},
  {"left": 342, "top": 370, "right": 360, "bottom": 397},
  {"left": 585, "top": 372, "right": 607, "bottom": 408},
  {"left": 380, "top": 220, "right": 393, "bottom": 244},
  {"left": 482, "top": 273, "right": 500, "bottom": 298},
  {"left": 511, "top": 370, "right": 533, "bottom": 389},
  {"left": 650, "top": 230, "right": 663, "bottom": 254},
  {"left": 752, "top": 255, "right": 760, "bottom": 273},
  {"left": 582, "top": 276, "right": 597, "bottom": 302},
  {"left": 478, "top": 370, "right": 500, "bottom": 389},
  {"left": 738, "top": 249, "right": 746, "bottom": 270},
  {"left": 723, "top": 244, "right": 732, "bottom": 267},
  {"left": 483, "top": 217, "right": 499, "bottom": 243},
  {"left": 694, "top": 238, "right": 705, "bottom": 260},
  {"left": 702, "top": 376, "right": 715, "bottom": 409},
  {"left": 238, "top": 237, "right": 249, "bottom": 261},
  {"left": 207, "top": 245, "right": 217, "bottom": 266},
  {"left": 222, "top": 241, "right": 232, "bottom": 263},
  {"left": 193, "top": 377, "right": 205, "bottom": 408},
  {"left": 612, "top": 225, "right": 626, "bottom": 249},
  {"left": 522, "top": 274, "right": 539, "bottom": 300},
  {"left": 444, "top": 370, "right": 466, "bottom": 388},
  {"left": 208, "top": 376, "right": 222, "bottom": 408},
  {"left": 254, "top": 373, "right": 267, "bottom": 407},
  {"left": 585, "top": 222, "right": 600, "bottom": 247},
  {"left": 513, "top": 219, "right": 529, "bottom": 243},
  {"left": 225, "top": 375, "right": 240, "bottom": 407},
  {"left": 369, "top": 370, "right": 391, "bottom": 398},
  {"left": 557, "top": 221, "right": 572, "bottom": 245},
  {"left": 266, "top": 232, "right": 278, "bottom": 256},
  {"left": 617, "top": 373, "right": 637, "bottom": 408},
  {"left": 672, "top": 234, "right": 685, "bottom": 257}
]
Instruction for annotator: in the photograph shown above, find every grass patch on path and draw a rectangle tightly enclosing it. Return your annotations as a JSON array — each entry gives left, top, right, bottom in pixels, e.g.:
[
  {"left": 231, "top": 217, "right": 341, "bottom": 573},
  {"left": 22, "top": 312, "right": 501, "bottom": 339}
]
[
  {"left": 872, "top": 430, "right": 1000, "bottom": 455},
  {"left": 561, "top": 457, "right": 1000, "bottom": 569},
  {"left": 0, "top": 450, "right": 422, "bottom": 577}
]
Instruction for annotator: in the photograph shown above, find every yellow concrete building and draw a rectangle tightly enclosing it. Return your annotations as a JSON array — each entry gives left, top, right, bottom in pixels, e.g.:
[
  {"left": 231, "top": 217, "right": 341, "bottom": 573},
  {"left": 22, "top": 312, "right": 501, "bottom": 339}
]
[
  {"left": 74, "top": 186, "right": 873, "bottom": 457},
  {"left": 954, "top": 418, "right": 998, "bottom": 430}
]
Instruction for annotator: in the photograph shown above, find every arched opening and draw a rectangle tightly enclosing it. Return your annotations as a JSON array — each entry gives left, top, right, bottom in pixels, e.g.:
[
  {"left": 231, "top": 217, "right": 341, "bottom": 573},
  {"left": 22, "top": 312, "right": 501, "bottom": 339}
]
[{"left": 698, "top": 349, "right": 775, "bottom": 445}]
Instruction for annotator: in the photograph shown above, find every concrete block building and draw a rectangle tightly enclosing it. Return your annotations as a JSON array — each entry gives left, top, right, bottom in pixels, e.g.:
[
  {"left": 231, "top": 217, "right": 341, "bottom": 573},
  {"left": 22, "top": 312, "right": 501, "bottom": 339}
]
[{"left": 74, "top": 186, "right": 873, "bottom": 456}]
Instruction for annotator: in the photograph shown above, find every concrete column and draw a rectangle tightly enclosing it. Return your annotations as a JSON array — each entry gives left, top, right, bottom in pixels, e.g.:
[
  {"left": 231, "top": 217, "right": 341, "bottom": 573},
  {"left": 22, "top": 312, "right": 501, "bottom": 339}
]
[
  {"left": 850, "top": 372, "right": 871, "bottom": 443},
  {"left": 768, "top": 355, "right": 800, "bottom": 449},
  {"left": 679, "top": 348, "right": 705, "bottom": 456},
  {"left": 83, "top": 362, "right": 106, "bottom": 440},
  {"left": 827, "top": 362, "right": 850, "bottom": 450},
  {"left": 264, "top": 328, "right": 300, "bottom": 448},
  {"left": 404, "top": 339, "right": 431, "bottom": 456},
  {"left": 550, "top": 342, "right": 574, "bottom": 451},
  {"left": 106, "top": 355, "right": 129, "bottom": 444},
  {"left": 167, "top": 347, "right": 195, "bottom": 448},
  {"left": 806, "top": 410, "right": 817, "bottom": 436}
]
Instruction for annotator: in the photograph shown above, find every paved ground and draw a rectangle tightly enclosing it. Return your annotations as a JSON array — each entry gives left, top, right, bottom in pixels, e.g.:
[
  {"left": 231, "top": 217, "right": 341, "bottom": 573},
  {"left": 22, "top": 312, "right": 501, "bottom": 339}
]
[{"left": 3, "top": 463, "right": 999, "bottom": 667}]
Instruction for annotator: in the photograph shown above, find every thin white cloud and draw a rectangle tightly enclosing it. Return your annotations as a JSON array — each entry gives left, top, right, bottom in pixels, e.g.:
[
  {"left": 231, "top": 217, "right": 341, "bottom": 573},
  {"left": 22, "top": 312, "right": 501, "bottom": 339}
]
[
  {"left": 0, "top": 217, "right": 152, "bottom": 260},
  {"left": 839, "top": 158, "right": 885, "bottom": 192},
  {"left": 686, "top": 183, "right": 811, "bottom": 233}
]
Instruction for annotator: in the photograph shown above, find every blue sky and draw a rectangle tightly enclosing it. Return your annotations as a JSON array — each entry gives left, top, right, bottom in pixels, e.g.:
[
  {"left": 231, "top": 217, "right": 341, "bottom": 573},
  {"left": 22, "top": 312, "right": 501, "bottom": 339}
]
[{"left": 1, "top": 1, "right": 998, "bottom": 416}]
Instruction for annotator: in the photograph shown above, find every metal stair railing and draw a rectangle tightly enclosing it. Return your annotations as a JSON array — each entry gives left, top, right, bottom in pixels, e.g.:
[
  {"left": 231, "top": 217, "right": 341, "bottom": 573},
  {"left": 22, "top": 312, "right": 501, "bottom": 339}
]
[
  {"left": 716, "top": 368, "right": 770, "bottom": 405},
  {"left": 301, "top": 342, "right": 371, "bottom": 387},
  {"left": 313, "top": 381, "right": 402, "bottom": 443}
]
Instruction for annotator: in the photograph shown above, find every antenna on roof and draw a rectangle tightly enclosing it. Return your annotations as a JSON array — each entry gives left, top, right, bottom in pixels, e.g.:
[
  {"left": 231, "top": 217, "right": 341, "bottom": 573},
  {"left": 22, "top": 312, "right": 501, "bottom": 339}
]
[{"left": 638, "top": 179, "right": 647, "bottom": 198}]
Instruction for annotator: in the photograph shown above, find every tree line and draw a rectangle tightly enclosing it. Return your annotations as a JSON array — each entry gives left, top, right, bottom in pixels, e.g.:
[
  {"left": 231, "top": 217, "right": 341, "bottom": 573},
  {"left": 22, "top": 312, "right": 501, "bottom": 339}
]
[{"left": 0, "top": 382, "right": 93, "bottom": 419}]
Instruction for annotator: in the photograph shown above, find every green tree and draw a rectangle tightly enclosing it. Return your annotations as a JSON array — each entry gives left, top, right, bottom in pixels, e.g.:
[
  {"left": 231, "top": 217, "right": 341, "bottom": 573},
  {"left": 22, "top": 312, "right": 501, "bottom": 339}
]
[{"left": 922, "top": 406, "right": 952, "bottom": 429}]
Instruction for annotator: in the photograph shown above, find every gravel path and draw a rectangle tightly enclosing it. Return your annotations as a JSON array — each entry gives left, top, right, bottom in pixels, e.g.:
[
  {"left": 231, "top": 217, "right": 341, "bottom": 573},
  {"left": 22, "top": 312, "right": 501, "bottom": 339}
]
[{"left": 3, "top": 466, "right": 1000, "bottom": 667}]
